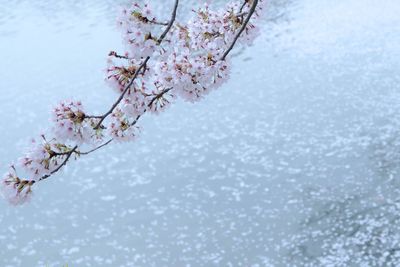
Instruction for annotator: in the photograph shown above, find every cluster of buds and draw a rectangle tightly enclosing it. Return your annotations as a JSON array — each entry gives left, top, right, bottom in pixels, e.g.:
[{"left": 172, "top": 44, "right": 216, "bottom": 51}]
[
  {"left": 108, "top": 108, "right": 140, "bottom": 141},
  {"left": 2, "top": 0, "right": 265, "bottom": 205},
  {"left": 118, "top": 2, "right": 160, "bottom": 59},
  {"left": 1, "top": 166, "right": 35, "bottom": 205},
  {"left": 1, "top": 136, "right": 79, "bottom": 204},
  {"left": 52, "top": 100, "right": 103, "bottom": 144},
  {"left": 19, "top": 136, "right": 77, "bottom": 179},
  {"left": 154, "top": 51, "right": 230, "bottom": 102}
]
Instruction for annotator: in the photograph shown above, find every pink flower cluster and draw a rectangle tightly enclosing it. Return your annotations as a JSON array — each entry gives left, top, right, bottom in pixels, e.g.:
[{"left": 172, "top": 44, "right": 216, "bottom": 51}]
[
  {"left": 1, "top": 0, "right": 265, "bottom": 205},
  {"left": 108, "top": 108, "right": 140, "bottom": 141},
  {"left": 19, "top": 136, "right": 68, "bottom": 179},
  {"left": 118, "top": 2, "right": 159, "bottom": 59},
  {"left": 52, "top": 100, "right": 103, "bottom": 144},
  {"left": 1, "top": 166, "right": 34, "bottom": 205}
]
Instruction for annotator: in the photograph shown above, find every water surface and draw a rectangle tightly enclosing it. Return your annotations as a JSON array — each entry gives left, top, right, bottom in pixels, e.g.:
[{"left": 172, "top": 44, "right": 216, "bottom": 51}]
[{"left": 1, "top": 0, "right": 400, "bottom": 266}]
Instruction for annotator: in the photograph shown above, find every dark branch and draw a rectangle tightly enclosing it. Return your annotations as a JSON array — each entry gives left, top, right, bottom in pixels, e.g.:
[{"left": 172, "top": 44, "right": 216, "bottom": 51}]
[
  {"left": 157, "top": 0, "right": 179, "bottom": 44},
  {"left": 38, "top": 145, "right": 78, "bottom": 182},
  {"left": 220, "top": 0, "right": 258, "bottom": 61},
  {"left": 148, "top": 87, "right": 173, "bottom": 107},
  {"left": 79, "top": 139, "right": 113, "bottom": 155},
  {"left": 239, "top": 0, "right": 247, "bottom": 13},
  {"left": 149, "top": 20, "right": 169, "bottom": 26},
  {"left": 94, "top": 57, "right": 150, "bottom": 129}
]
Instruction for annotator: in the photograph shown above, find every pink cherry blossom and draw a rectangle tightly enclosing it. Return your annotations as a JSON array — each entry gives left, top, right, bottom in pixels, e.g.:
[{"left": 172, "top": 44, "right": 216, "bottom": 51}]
[
  {"left": 52, "top": 100, "right": 103, "bottom": 144},
  {"left": 117, "top": 2, "right": 160, "bottom": 60},
  {"left": 0, "top": 166, "right": 34, "bottom": 206},
  {"left": 18, "top": 135, "right": 76, "bottom": 180},
  {"left": 107, "top": 108, "right": 141, "bottom": 142}
]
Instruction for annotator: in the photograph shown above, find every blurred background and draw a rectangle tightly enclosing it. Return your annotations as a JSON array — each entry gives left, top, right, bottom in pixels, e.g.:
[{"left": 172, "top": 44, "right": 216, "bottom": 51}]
[{"left": 1, "top": 0, "right": 400, "bottom": 266}]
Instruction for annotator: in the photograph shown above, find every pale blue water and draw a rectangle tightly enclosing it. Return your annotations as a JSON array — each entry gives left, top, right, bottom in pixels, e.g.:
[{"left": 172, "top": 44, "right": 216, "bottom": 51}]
[{"left": 1, "top": 0, "right": 400, "bottom": 266}]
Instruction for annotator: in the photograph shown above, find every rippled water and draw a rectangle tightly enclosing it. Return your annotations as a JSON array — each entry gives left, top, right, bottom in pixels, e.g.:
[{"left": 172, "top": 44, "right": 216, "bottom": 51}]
[{"left": 1, "top": 0, "right": 400, "bottom": 266}]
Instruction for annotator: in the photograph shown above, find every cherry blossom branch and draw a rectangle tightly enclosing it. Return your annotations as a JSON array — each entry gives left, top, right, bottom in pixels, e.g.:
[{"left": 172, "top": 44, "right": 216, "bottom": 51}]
[
  {"left": 156, "top": 0, "right": 179, "bottom": 44},
  {"left": 94, "top": 0, "right": 180, "bottom": 129},
  {"left": 33, "top": 2, "right": 181, "bottom": 180},
  {"left": 107, "top": 51, "right": 129, "bottom": 59},
  {"left": 1, "top": 0, "right": 265, "bottom": 205},
  {"left": 79, "top": 139, "right": 113, "bottom": 155},
  {"left": 221, "top": 0, "right": 259, "bottom": 61},
  {"left": 94, "top": 57, "right": 150, "bottom": 129},
  {"left": 79, "top": 87, "right": 173, "bottom": 156},
  {"left": 38, "top": 145, "right": 78, "bottom": 181}
]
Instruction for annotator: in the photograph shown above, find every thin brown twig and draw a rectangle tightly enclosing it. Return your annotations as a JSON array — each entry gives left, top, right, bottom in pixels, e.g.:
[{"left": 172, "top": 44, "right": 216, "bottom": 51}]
[
  {"left": 108, "top": 51, "right": 129, "bottom": 59},
  {"left": 236, "top": 11, "right": 248, "bottom": 18},
  {"left": 79, "top": 139, "right": 113, "bottom": 155},
  {"left": 149, "top": 20, "right": 169, "bottom": 26},
  {"left": 239, "top": 0, "right": 248, "bottom": 13},
  {"left": 157, "top": 0, "right": 179, "bottom": 44},
  {"left": 38, "top": 145, "right": 78, "bottom": 181},
  {"left": 85, "top": 115, "right": 103, "bottom": 119},
  {"left": 148, "top": 87, "right": 173, "bottom": 107}
]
